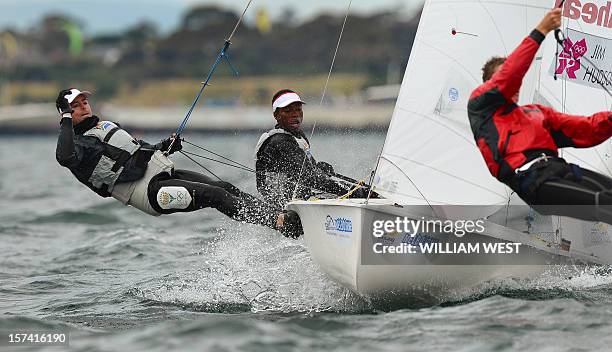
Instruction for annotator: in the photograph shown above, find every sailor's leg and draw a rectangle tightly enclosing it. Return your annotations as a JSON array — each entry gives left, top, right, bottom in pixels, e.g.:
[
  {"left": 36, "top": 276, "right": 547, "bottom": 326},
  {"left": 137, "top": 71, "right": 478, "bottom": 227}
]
[
  {"left": 533, "top": 176, "right": 612, "bottom": 224},
  {"left": 579, "top": 168, "right": 612, "bottom": 191},
  {"left": 172, "top": 170, "right": 265, "bottom": 207},
  {"left": 533, "top": 179, "right": 597, "bottom": 221},
  {"left": 149, "top": 177, "right": 279, "bottom": 229},
  {"left": 173, "top": 169, "right": 242, "bottom": 196},
  {"left": 580, "top": 168, "right": 612, "bottom": 223}
]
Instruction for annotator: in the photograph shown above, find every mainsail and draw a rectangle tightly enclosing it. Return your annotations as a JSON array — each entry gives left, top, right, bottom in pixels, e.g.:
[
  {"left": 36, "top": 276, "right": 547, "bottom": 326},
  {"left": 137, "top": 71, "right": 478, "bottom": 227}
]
[
  {"left": 372, "top": 0, "right": 612, "bottom": 207},
  {"left": 538, "top": 0, "right": 612, "bottom": 175}
]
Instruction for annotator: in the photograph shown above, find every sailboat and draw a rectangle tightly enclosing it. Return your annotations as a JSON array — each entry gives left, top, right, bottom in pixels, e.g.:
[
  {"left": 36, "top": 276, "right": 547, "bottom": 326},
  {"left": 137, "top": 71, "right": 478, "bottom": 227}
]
[{"left": 287, "top": 0, "right": 612, "bottom": 296}]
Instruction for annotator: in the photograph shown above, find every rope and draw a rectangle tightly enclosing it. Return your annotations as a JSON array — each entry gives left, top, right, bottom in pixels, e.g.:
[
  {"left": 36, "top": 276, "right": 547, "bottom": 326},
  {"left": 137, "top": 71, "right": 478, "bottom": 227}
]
[
  {"left": 291, "top": 0, "right": 353, "bottom": 200},
  {"left": 338, "top": 179, "right": 365, "bottom": 200},
  {"left": 553, "top": 0, "right": 565, "bottom": 82},
  {"left": 175, "top": 40, "right": 232, "bottom": 136},
  {"left": 553, "top": 2, "right": 567, "bottom": 235}
]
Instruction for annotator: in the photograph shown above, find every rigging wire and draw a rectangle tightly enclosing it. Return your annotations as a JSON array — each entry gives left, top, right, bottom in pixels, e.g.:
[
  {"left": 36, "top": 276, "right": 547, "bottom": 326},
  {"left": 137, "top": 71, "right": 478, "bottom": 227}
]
[
  {"left": 180, "top": 140, "right": 370, "bottom": 194},
  {"left": 291, "top": 0, "right": 353, "bottom": 200},
  {"left": 178, "top": 151, "right": 223, "bottom": 181},
  {"left": 182, "top": 140, "right": 254, "bottom": 171},
  {"left": 165, "top": 0, "right": 254, "bottom": 154},
  {"left": 181, "top": 150, "right": 255, "bottom": 173},
  {"left": 227, "top": 0, "right": 254, "bottom": 43},
  {"left": 167, "top": 0, "right": 254, "bottom": 178}
]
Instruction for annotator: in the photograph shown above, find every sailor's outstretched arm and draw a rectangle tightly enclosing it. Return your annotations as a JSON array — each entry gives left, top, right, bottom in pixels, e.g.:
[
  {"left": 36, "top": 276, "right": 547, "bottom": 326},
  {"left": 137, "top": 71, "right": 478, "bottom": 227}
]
[
  {"left": 488, "top": 30, "right": 543, "bottom": 101},
  {"left": 469, "top": 9, "right": 562, "bottom": 105},
  {"left": 540, "top": 106, "right": 612, "bottom": 148},
  {"left": 491, "top": 8, "right": 562, "bottom": 101}
]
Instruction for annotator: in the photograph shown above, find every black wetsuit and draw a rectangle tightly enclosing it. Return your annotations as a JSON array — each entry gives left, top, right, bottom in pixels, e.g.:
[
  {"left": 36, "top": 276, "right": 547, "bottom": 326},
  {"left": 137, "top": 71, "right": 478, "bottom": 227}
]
[
  {"left": 510, "top": 158, "right": 612, "bottom": 224},
  {"left": 255, "top": 126, "right": 367, "bottom": 209},
  {"left": 56, "top": 116, "right": 279, "bottom": 228}
]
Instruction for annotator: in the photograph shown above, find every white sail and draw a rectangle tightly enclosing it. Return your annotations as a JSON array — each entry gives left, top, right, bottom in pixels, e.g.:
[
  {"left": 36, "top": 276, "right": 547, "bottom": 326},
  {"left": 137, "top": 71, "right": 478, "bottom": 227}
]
[
  {"left": 373, "top": 0, "right": 554, "bottom": 206},
  {"left": 287, "top": 0, "right": 612, "bottom": 297},
  {"left": 537, "top": 0, "right": 612, "bottom": 176}
]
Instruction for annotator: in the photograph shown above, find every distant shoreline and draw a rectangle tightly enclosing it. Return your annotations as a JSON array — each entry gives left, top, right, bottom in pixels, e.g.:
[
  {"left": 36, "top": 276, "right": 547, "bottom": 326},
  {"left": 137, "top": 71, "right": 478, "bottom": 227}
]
[
  {"left": 0, "top": 124, "right": 390, "bottom": 136},
  {"left": 0, "top": 104, "right": 393, "bottom": 135}
]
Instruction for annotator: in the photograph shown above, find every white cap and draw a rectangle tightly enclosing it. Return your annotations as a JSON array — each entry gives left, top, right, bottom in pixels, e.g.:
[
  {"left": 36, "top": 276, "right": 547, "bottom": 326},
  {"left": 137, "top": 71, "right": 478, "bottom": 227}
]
[
  {"left": 272, "top": 92, "right": 305, "bottom": 112},
  {"left": 65, "top": 88, "right": 92, "bottom": 104}
]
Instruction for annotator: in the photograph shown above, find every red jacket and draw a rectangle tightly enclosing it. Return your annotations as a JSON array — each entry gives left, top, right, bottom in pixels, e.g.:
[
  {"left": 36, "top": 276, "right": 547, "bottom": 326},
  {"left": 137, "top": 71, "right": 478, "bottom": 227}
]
[{"left": 468, "top": 30, "right": 612, "bottom": 184}]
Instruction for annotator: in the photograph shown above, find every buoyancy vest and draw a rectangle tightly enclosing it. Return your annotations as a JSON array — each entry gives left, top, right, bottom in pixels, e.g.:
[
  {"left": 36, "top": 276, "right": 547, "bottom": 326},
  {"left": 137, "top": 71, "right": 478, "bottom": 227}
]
[
  {"left": 254, "top": 128, "right": 313, "bottom": 161},
  {"left": 81, "top": 121, "right": 142, "bottom": 193},
  {"left": 254, "top": 128, "right": 316, "bottom": 205}
]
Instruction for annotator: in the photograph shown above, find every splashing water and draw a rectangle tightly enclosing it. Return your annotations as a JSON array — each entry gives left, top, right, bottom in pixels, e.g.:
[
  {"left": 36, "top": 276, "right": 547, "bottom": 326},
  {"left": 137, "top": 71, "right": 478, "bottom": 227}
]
[{"left": 134, "top": 221, "right": 371, "bottom": 314}]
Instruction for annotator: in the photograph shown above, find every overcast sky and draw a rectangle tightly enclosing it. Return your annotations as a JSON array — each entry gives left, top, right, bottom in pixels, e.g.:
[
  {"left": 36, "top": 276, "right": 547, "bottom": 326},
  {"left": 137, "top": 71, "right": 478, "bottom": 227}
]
[{"left": 0, "top": 0, "right": 424, "bottom": 35}]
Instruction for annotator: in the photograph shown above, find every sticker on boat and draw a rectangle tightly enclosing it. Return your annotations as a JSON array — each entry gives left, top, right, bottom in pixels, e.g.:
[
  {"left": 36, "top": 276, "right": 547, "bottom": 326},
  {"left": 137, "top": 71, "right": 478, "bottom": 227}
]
[{"left": 325, "top": 215, "right": 353, "bottom": 238}]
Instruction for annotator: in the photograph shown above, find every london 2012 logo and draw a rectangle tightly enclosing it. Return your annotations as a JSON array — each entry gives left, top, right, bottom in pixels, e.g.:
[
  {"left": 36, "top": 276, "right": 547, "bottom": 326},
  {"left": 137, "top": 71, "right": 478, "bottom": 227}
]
[
  {"left": 549, "top": 28, "right": 610, "bottom": 91},
  {"left": 325, "top": 215, "right": 353, "bottom": 235},
  {"left": 555, "top": 37, "right": 588, "bottom": 79}
]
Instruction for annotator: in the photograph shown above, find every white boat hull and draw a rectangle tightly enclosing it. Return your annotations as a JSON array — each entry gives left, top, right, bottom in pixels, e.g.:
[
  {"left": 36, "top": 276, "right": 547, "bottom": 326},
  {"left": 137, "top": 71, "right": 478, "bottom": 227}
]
[{"left": 288, "top": 199, "right": 611, "bottom": 296}]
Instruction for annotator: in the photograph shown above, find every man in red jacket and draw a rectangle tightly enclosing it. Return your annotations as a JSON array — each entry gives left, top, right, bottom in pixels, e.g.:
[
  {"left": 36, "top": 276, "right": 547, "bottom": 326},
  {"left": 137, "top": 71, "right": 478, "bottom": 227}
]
[{"left": 468, "top": 8, "right": 612, "bottom": 223}]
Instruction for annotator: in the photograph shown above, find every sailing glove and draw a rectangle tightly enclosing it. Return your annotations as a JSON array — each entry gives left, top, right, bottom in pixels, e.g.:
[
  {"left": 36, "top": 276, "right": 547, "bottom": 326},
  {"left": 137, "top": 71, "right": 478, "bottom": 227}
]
[
  {"left": 351, "top": 185, "right": 380, "bottom": 199},
  {"left": 55, "top": 89, "right": 74, "bottom": 116},
  {"left": 157, "top": 135, "right": 183, "bottom": 154}
]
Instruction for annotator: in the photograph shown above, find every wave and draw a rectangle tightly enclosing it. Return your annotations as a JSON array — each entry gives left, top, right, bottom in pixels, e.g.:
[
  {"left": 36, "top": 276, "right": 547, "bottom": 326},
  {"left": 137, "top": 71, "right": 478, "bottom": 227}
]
[
  {"left": 0, "top": 316, "right": 73, "bottom": 331},
  {"left": 27, "top": 210, "right": 121, "bottom": 225}
]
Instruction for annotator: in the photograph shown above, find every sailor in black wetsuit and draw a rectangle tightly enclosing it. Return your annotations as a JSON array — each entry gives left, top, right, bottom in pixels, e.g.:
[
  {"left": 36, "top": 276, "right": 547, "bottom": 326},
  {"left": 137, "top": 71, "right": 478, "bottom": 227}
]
[
  {"left": 255, "top": 89, "right": 373, "bottom": 209},
  {"left": 55, "top": 88, "right": 302, "bottom": 237}
]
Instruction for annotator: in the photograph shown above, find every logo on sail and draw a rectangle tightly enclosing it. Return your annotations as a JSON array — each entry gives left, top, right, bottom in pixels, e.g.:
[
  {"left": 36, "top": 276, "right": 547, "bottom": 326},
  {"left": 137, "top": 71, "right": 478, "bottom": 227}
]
[
  {"left": 448, "top": 87, "right": 459, "bottom": 102},
  {"left": 555, "top": 37, "right": 588, "bottom": 79},
  {"left": 557, "top": 0, "right": 612, "bottom": 28},
  {"left": 549, "top": 28, "right": 612, "bottom": 90}
]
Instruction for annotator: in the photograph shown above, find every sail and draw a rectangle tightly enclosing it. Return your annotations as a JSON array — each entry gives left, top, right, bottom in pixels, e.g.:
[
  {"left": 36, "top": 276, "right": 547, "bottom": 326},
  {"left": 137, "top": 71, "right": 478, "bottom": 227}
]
[
  {"left": 537, "top": 0, "right": 612, "bottom": 176},
  {"left": 373, "top": 0, "right": 560, "bottom": 206}
]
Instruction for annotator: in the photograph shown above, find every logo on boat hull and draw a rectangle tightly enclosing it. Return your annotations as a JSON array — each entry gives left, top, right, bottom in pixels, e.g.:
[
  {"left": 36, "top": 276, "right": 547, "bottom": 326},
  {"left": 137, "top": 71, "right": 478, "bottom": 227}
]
[{"left": 325, "top": 215, "right": 353, "bottom": 238}]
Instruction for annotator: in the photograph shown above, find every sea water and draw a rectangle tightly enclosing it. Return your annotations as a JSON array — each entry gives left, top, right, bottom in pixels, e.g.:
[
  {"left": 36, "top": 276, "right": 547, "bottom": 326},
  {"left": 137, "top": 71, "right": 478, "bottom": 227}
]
[{"left": 2, "top": 133, "right": 612, "bottom": 351}]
